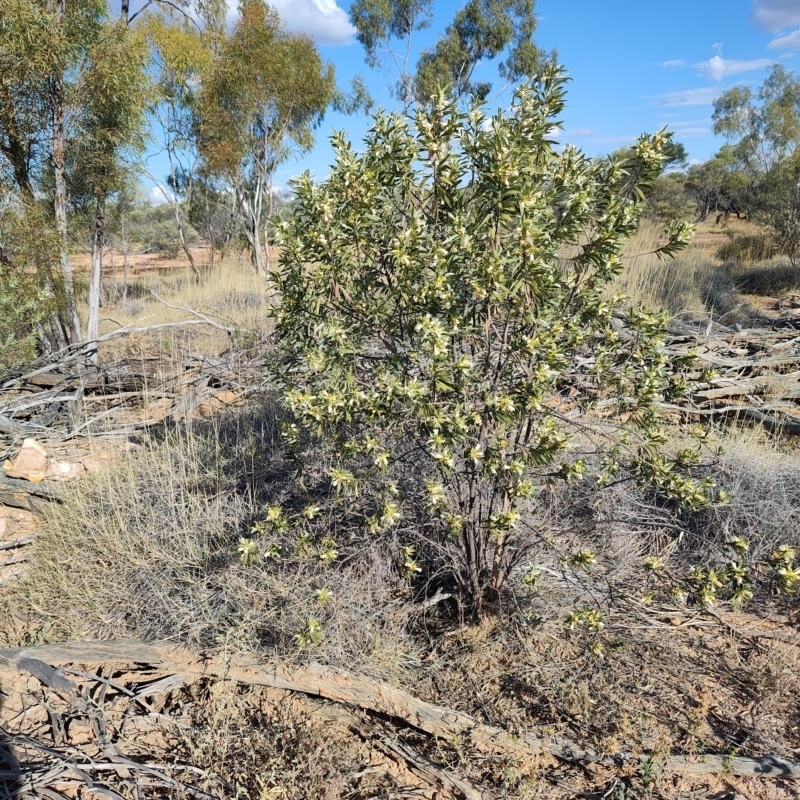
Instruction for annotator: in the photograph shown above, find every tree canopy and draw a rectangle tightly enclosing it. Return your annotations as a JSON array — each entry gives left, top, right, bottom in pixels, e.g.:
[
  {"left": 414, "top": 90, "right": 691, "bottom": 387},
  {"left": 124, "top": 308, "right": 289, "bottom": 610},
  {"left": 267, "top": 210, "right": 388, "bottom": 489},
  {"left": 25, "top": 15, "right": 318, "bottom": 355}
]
[
  {"left": 349, "top": 0, "right": 546, "bottom": 107},
  {"left": 198, "top": 0, "right": 336, "bottom": 274},
  {"left": 712, "top": 64, "right": 800, "bottom": 262}
]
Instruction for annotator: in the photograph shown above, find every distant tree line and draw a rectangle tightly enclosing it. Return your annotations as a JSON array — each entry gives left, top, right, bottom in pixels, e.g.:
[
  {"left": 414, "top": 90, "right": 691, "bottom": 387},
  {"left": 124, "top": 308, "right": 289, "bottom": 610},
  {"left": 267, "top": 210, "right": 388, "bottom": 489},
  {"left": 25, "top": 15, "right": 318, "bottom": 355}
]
[
  {"left": 7, "top": 0, "right": 796, "bottom": 374},
  {"left": 641, "top": 65, "right": 800, "bottom": 265},
  {"left": 0, "top": 0, "right": 552, "bottom": 372}
]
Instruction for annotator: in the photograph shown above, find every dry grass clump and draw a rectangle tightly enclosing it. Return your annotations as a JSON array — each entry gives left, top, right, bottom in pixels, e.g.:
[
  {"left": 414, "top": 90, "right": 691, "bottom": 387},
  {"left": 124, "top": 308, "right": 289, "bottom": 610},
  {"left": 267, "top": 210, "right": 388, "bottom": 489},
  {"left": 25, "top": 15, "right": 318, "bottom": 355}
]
[
  {"left": 613, "top": 221, "right": 723, "bottom": 318},
  {"left": 176, "top": 681, "right": 378, "bottom": 799},
  {"left": 86, "top": 257, "right": 275, "bottom": 362},
  {"left": 3, "top": 398, "right": 420, "bottom": 682},
  {"left": 715, "top": 233, "right": 775, "bottom": 265}
]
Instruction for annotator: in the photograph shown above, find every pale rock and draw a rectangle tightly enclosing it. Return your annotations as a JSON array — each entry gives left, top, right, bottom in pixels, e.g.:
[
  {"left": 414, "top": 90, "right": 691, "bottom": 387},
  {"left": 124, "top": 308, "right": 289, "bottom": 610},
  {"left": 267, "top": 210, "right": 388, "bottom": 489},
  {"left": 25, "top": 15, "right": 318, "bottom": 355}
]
[
  {"left": 81, "top": 451, "right": 110, "bottom": 473},
  {"left": 5, "top": 438, "right": 48, "bottom": 483},
  {"left": 195, "top": 389, "right": 240, "bottom": 418},
  {"left": 47, "top": 461, "right": 85, "bottom": 481}
]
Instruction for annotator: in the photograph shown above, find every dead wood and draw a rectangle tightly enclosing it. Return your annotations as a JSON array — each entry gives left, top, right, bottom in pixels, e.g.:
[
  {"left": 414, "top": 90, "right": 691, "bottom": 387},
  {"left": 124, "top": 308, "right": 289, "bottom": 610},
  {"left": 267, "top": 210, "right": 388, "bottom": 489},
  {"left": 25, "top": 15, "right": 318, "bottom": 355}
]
[
  {"left": 0, "top": 535, "right": 38, "bottom": 551},
  {"left": 0, "top": 474, "right": 60, "bottom": 513},
  {"left": 2, "top": 639, "right": 799, "bottom": 781}
]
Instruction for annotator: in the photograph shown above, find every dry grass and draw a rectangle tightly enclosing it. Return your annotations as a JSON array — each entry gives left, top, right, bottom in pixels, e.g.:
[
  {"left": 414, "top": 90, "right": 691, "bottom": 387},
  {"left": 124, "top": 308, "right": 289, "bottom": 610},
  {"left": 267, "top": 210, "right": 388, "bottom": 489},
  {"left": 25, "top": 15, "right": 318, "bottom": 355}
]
[
  {"left": 82, "top": 255, "right": 276, "bottom": 362},
  {"left": 176, "top": 680, "right": 379, "bottom": 799},
  {"left": 2, "top": 400, "right": 421, "bottom": 684},
  {"left": 612, "top": 218, "right": 800, "bottom": 324},
  {"left": 612, "top": 220, "right": 751, "bottom": 321}
]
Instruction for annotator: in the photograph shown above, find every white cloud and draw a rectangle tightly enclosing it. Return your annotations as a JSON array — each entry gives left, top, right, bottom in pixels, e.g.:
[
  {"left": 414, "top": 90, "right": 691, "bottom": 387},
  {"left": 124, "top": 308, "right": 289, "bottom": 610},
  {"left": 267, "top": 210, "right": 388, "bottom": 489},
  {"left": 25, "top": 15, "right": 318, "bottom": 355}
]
[
  {"left": 149, "top": 185, "right": 174, "bottom": 206},
  {"left": 696, "top": 55, "right": 773, "bottom": 81},
  {"left": 654, "top": 86, "right": 723, "bottom": 107},
  {"left": 564, "top": 128, "right": 595, "bottom": 137},
  {"left": 668, "top": 126, "right": 711, "bottom": 137},
  {"left": 768, "top": 29, "right": 800, "bottom": 49},
  {"left": 752, "top": 0, "right": 800, "bottom": 32},
  {"left": 268, "top": 0, "right": 356, "bottom": 46},
  {"left": 660, "top": 59, "right": 688, "bottom": 68}
]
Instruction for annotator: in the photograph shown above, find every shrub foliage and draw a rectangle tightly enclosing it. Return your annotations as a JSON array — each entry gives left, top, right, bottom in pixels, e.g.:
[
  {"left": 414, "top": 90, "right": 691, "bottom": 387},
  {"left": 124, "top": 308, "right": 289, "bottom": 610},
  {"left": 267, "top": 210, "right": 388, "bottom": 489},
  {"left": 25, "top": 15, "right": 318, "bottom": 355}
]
[{"left": 272, "top": 67, "right": 709, "bottom": 615}]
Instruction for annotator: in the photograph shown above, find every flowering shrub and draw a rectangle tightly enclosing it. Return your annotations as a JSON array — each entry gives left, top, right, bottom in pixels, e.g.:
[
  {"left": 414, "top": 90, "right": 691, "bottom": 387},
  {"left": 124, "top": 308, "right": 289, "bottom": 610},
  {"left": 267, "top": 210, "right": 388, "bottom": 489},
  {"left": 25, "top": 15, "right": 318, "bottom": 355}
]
[{"left": 271, "top": 65, "right": 711, "bottom": 616}]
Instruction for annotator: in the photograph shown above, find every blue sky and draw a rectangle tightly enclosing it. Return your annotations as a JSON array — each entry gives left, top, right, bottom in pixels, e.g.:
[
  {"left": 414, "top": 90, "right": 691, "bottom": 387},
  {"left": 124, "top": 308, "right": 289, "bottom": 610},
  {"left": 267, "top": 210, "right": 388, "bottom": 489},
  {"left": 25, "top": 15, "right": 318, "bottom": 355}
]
[{"left": 144, "top": 0, "right": 800, "bottom": 200}]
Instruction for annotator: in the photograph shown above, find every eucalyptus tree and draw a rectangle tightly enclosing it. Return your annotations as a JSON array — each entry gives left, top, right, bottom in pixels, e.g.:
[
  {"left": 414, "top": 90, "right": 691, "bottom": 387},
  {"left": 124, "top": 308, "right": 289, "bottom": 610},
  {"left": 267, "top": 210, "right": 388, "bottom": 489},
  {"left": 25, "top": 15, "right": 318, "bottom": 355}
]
[
  {"left": 349, "top": 0, "right": 434, "bottom": 110},
  {"left": 415, "top": 0, "right": 544, "bottom": 103},
  {"left": 198, "top": 0, "right": 336, "bottom": 275},
  {"left": 75, "top": 18, "right": 150, "bottom": 351},
  {"left": 0, "top": 0, "right": 108, "bottom": 347},
  {"left": 141, "top": 12, "right": 216, "bottom": 277},
  {"left": 350, "top": 0, "right": 546, "bottom": 107},
  {"left": 713, "top": 64, "right": 800, "bottom": 262},
  {"left": 0, "top": 0, "right": 52, "bottom": 201}
]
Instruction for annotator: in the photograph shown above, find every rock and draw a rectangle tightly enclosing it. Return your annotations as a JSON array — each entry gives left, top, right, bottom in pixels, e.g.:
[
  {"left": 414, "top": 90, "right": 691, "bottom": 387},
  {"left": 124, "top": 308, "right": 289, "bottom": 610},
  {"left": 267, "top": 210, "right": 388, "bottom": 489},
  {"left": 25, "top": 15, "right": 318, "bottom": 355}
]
[
  {"left": 5, "top": 438, "right": 48, "bottom": 483},
  {"left": 46, "top": 461, "right": 85, "bottom": 481},
  {"left": 0, "top": 506, "right": 41, "bottom": 542},
  {"left": 195, "top": 389, "right": 240, "bottom": 418},
  {"left": 81, "top": 451, "right": 111, "bottom": 474}
]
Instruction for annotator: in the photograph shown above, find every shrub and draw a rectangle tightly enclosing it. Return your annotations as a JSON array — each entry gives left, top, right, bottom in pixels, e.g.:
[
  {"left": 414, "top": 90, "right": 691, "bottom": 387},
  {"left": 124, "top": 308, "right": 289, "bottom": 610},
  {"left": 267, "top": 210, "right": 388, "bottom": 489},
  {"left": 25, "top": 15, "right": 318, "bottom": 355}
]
[
  {"left": 644, "top": 172, "right": 696, "bottom": 223},
  {"left": 271, "top": 66, "right": 713, "bottom": 617}
]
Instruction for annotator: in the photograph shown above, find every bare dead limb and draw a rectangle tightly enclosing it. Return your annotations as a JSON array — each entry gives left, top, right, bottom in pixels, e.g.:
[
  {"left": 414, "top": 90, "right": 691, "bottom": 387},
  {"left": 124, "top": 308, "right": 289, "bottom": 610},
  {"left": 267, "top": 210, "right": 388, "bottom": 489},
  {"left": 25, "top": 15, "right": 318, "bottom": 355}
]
[
  {"left": 2, "top": 640, "right": 799, "bottom": 780},
  {"left": 148, "top": 290, "right": 238, "bottom": 335}
]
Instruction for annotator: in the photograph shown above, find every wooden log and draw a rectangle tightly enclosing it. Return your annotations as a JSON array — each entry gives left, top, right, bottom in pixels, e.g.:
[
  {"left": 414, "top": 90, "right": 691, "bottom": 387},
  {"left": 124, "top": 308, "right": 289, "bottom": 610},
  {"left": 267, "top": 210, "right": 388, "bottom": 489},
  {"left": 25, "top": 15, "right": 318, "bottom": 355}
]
[
  {"left": 658, "top": 403, "right": 800, "bottom": 436},
  {"left": 0, "top": 474, "right": 60, "bottom": 513},
  {"left": 0, "top": 414, "right": 30, "bottom": 436},
  {"left": 694, "top": 378, "right": 800, "bottom": 402},
  {"left": 1, "top": 640, "right": 799, "bottom": 779}
]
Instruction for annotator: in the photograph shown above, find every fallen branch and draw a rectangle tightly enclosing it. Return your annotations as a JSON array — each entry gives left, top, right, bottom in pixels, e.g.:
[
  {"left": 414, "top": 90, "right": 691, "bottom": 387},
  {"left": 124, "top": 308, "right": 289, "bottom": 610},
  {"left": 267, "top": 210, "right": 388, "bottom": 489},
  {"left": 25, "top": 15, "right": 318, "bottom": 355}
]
[
  {"left": 0, "top": 474, "right": 61, "bottom": 513},
  {"left": 658, "top": 403, "right": 800, "bottom": 435},
  {"left": 2, "top": 640, "right": 799, "bottom": 780},
  {"left": 0, "top": 535, "right": 38, "bottom": 551},
  {"left": 1, "top": 319, "right": 235, "bottom": 392}
]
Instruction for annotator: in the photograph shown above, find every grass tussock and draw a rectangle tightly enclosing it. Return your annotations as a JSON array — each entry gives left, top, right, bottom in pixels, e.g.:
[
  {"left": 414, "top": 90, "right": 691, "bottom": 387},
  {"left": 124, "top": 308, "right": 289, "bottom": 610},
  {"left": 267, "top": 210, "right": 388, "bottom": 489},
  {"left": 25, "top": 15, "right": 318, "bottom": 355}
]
[
  {"left": 715, "top": 233, "right": 775, "bottom": 264},
  {"left": 731, "top": 259, "right": 800, "bottom": 296},
  {"left": 613, "top": 221, "right": 738, "bottom": 319},
  {"left": 4, "top": 399, "right": 419, "bottom": 683}
]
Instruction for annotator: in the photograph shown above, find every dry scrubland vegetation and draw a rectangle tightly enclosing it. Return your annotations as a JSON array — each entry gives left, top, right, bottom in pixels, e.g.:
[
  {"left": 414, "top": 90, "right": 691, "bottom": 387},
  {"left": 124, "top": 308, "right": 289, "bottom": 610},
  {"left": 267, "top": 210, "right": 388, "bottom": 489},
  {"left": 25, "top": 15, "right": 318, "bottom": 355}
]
[
  {"left": 4, "top": 101, "right": 800, "bottom": 799},
  {"left": 3, "top": 1, "right": 800, "bottom": 793},
  {"left": 5, "top": 243, "right": 800, "bottom": 797}
]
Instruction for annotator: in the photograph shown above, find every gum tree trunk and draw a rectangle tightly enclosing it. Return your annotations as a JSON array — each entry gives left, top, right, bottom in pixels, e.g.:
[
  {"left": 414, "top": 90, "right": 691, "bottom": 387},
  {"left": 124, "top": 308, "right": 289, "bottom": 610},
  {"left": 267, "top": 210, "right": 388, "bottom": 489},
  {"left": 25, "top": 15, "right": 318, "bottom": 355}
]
[
  {"left": 50, "top": 0, "right": 82, "bottom": 345},
  {"left": 86, "top": 203, "right": 105, "bottom": 362}
]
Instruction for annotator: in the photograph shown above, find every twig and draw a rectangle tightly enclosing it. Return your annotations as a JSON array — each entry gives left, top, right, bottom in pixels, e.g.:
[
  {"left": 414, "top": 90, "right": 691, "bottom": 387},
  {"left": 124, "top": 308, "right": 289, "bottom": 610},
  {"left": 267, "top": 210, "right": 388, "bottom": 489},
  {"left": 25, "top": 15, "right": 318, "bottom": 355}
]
[
  {"left": 148, "top": 290, "right": 236, "bottom": 334},
  {"left": 0, "top": 536, "right": 38, "bottom": 551}
]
